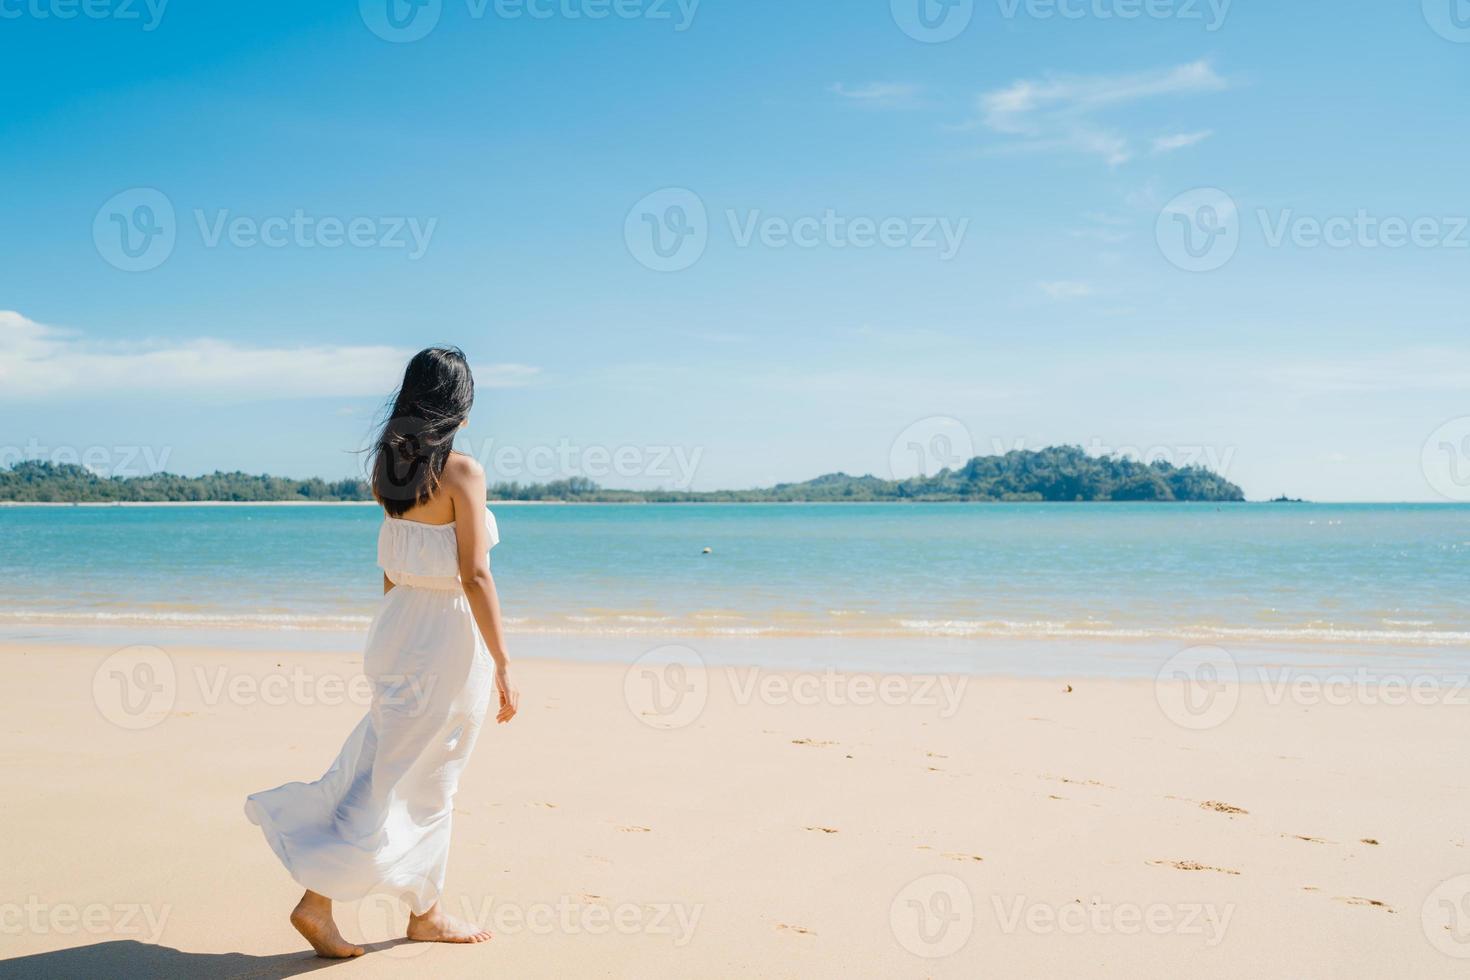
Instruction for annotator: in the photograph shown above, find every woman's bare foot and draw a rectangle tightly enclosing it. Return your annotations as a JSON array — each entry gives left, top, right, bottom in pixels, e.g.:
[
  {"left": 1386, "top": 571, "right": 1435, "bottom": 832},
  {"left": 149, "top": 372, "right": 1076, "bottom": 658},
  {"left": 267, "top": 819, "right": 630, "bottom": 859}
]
[
  {"left": 407, "top": 903, "right": 492, "bottom": 943},
  {"left": 290, "top": 891, "right": 365, "bottom": 958}
]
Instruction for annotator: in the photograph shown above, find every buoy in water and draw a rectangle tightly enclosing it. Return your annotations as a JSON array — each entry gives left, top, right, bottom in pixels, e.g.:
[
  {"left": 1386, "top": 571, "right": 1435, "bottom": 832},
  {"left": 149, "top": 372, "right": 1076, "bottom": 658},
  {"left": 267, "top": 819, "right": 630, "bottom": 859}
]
[{"left": 702, "top": 547, "right": 712, "bottom": 555}]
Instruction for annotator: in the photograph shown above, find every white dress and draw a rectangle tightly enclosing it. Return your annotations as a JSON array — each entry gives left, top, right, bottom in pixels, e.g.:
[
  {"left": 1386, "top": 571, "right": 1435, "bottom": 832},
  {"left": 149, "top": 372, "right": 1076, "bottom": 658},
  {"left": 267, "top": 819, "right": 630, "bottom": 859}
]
[{"left": 245, "top": 508, "right": 499, "bottom": 914}]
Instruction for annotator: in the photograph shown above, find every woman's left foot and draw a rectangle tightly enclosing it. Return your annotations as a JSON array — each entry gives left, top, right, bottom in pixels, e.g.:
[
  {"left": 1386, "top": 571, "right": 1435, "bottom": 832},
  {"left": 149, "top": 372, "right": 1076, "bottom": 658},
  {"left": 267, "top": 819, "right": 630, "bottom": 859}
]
[{"left": 407, "top": 908, "right": 492, "bottom": 943}]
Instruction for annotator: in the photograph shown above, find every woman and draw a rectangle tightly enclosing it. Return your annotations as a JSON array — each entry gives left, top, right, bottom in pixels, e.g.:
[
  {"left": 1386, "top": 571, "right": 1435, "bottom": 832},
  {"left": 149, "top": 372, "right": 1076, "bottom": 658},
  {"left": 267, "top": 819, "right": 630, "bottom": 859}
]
[{"left": 245, "top": 347, "right": 518, "bottom": 958}]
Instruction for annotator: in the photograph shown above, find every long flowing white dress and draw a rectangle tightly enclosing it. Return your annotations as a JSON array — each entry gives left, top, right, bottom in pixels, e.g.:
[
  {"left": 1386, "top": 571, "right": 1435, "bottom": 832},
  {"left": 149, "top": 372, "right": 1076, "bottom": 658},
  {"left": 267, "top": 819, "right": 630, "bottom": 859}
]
[{"left": 245, "top": 508, "right": 499, "bottom": 915}]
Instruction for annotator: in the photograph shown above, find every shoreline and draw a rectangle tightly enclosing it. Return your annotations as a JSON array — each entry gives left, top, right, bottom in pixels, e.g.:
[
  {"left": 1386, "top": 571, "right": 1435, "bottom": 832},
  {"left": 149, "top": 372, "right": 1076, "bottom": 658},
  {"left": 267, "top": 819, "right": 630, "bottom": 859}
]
[{"left": 3, "top": 627, "right": 1464, "bottom": 683}]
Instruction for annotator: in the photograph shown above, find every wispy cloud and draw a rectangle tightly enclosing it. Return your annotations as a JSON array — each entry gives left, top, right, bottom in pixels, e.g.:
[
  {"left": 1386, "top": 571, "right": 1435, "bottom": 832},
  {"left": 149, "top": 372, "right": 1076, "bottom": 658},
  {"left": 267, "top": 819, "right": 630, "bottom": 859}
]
[
  {"left": 0, "top": 312, "right": 540, "bottom": 401},
  {"left": 972, "top": 60, "right": 1227, "bottom": 166},
  {"left": 1151, "top": 130, "right": 1213, "bottom": 154},
  {"left": 1038, "top": 280, "right": 1094, "bottom": 300},
  {"left": 829, "top": 82, "right": 924, "bottom": 110}
]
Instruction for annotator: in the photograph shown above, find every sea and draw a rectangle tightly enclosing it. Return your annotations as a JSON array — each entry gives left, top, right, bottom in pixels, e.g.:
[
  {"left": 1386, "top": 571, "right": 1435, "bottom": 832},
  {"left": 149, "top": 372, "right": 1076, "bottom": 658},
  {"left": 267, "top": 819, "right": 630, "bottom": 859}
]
[{"left": 2, "top": 501, "right": 1467, "bottom": 676}]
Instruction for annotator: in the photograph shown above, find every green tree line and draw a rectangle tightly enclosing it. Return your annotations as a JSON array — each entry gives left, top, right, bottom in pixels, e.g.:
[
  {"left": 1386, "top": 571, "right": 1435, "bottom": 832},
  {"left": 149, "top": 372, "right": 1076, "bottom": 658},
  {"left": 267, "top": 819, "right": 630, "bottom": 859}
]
[{"left": 0, "top": 447, "right": 1246, "bottom": 503}]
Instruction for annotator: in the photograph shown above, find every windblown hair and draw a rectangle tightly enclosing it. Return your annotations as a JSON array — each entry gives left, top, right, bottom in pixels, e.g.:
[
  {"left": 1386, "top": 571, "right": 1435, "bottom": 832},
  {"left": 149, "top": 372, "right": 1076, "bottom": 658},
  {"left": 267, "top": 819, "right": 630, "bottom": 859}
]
[{"left": 369, "top": 347, "right": 475, "bottom": 517}]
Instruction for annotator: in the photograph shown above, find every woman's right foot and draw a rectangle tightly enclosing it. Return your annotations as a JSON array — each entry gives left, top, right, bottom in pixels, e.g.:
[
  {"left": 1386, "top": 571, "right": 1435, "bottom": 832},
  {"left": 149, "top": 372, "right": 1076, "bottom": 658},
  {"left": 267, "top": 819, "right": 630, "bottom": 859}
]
[
  {"left": 290, "top": 898, "right": 365, "bottom": 958},
  {"left": 407, "top": 906, "right": 493, "bottom": 943}
]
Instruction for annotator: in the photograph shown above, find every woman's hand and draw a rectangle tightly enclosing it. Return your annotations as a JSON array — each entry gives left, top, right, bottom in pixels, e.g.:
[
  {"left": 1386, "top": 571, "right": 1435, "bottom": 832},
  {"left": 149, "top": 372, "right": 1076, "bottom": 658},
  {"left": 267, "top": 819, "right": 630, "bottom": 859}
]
[{"left": 495, "top": 666, "right": 519, "bottom": 724}]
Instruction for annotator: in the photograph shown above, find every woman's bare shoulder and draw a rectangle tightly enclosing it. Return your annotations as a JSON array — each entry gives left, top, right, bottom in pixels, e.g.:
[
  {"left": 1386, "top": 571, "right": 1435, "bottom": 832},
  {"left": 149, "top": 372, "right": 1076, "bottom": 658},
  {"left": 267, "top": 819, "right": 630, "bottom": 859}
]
[{"left": 441, "top": 452, "right": 485, "bottom": 486}]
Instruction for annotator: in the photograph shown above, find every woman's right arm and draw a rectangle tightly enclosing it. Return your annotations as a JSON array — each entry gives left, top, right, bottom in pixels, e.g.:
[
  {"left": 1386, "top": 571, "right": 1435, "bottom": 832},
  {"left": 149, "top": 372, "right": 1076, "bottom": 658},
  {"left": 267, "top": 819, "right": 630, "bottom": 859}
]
[{"left": 446, "top": 455, "right": 518, "bottom": 724}]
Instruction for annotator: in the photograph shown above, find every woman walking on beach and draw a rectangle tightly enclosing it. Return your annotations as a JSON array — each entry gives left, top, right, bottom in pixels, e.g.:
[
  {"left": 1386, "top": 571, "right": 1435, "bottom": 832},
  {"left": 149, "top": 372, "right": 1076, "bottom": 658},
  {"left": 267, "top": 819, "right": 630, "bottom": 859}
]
[{"left": 245, "top": 346, "right": 518, "bottom": 958}]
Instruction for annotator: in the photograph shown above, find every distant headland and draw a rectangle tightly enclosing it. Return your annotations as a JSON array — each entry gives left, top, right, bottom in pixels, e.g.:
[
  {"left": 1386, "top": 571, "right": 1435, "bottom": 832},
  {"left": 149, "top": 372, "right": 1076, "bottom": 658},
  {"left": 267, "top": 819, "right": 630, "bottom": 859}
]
[{"left": 0, "top": 447, "right": 1246, "bottom": 503}]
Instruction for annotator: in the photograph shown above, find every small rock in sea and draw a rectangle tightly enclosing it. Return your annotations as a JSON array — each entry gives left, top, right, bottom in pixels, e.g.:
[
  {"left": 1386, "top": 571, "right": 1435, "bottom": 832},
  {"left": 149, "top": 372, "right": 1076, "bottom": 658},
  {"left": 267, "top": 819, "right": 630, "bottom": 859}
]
[{"left": 702, "top": 547, "right": 712, "bottom": 554}]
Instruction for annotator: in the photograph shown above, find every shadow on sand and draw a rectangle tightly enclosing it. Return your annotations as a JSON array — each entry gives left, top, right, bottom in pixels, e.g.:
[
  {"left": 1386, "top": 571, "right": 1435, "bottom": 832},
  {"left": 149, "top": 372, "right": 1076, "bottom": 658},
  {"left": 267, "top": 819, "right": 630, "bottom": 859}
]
[{"left": 0, "top": 938, "right": 413, "bottom": 979}]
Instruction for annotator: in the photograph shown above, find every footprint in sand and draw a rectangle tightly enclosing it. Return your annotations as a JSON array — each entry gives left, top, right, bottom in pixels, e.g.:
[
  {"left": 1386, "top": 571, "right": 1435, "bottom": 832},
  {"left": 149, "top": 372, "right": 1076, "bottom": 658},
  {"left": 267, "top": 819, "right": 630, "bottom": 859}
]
[
  {"left": 1360, "top": 838, "right": 1380, "bottom": 846},
  {"left": 1199, "top": 800, "right": 1248, "bottom": 815},
  {"left": 1284, "top": 834, "right": 1329, "bottom": 844},
  {"left": 617, "top": 826, "right": 651, "bottom": 833},
  {"left": 1335, "top": 896, "right": 1394, "bottom": 913},
  {"left": 942, "top": 852, "right": 983, "bottom": 863},
  {"left": 1148, "top": 860, "right": 1241, "bottom": 876},
  {"left": 791, "top": 738, "right": 836, "bottom": 747},
  {"left": 776, "top": 924, "right": 816, "bottom": 936},
  {"left": 531, "top": 802, "right": 558, "bottom": 809},
  {"left": 805, "top": 826, "right": 839, "bottom": 834}
]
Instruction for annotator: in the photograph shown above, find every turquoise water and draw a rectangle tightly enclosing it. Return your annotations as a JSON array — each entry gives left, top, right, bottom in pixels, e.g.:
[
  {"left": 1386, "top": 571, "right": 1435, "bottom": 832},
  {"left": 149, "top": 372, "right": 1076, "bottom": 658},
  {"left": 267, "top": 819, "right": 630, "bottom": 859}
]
[{"left": 1, "top": 502, "right": 1468, "bottom": 647}]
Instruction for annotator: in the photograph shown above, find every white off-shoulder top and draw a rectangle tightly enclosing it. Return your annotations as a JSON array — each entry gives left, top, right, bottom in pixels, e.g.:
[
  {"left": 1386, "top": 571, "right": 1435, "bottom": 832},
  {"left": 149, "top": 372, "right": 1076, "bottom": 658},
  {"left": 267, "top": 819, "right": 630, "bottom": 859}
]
[{"left": 377, "top": 507, "right": 500, "bottom": 591}]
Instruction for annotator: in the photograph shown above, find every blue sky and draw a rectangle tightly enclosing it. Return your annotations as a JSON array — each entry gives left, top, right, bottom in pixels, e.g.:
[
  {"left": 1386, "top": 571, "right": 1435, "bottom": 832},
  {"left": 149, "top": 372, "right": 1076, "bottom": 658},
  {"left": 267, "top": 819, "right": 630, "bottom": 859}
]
[{"left": 1, "top": 0, "right": 1468, "bottom": 500}]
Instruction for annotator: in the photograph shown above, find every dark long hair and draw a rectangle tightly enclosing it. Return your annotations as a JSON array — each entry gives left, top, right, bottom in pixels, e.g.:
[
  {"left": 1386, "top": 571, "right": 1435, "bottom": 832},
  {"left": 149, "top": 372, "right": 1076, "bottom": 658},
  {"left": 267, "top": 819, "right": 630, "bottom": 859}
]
[{"left": 369, "top": 347, "right": 475, "bottom": 516}]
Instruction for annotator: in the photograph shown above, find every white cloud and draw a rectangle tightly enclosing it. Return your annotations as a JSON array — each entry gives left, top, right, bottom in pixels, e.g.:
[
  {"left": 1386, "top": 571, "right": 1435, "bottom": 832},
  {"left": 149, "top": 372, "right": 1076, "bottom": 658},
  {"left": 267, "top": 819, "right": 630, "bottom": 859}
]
[
  {"left": 829, "top": 82, "right": 924, "bottom": 109},
  {"left": 0, "top": 311, "right": 540, "bottom": 401},
  {"left": 1038, "top": 280, "right": 1094, "bottom": 300},
  {"left": 1151, "top": 130, "right": 1213, "bottom": 154},
  {"left": 973, "top": 60, "right": 1227, "bottom": 165}
]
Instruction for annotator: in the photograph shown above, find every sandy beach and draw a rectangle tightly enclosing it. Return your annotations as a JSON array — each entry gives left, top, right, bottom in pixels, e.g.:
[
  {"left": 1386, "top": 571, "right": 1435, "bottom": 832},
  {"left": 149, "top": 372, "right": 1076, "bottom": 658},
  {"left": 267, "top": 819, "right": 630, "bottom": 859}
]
[{"left": 1, "top": 638, "right": 1466, "bottom": 978}]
